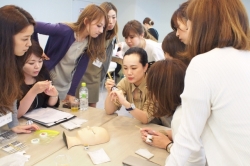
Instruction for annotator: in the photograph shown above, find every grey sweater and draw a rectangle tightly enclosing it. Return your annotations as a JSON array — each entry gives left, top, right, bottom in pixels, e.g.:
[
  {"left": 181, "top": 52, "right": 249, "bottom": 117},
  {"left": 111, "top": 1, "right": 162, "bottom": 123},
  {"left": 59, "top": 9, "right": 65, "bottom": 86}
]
[{"left": 8, "top": 100, "right": 19, "bottom": 129}]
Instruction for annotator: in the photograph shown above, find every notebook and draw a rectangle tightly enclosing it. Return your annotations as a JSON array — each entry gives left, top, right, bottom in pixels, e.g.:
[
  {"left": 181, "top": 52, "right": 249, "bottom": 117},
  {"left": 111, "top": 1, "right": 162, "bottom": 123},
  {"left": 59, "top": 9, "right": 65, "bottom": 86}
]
[{"left": 23, "top": 107, "right": 75, "bottom": 127}]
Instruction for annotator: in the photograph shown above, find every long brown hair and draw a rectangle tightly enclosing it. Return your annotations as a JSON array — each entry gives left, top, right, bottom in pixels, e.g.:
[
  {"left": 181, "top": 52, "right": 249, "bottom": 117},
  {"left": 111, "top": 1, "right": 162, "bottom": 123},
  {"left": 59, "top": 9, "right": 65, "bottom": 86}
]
[
  {"left": 143, "top": 26, "right": 157, "bottom": 42},
  {"left": 100, "top": 2, "right": 118, "bottom": 40},
  {"left": 171, "top": 1, "right": 189, "bottom": 31},
  {"left": 146, "top": 59, "right": 187, "bottom": 117},
  {"left": 162, "top": 31, "right": 185, "bottom": 57},
  {"left": 186, "top": 0, "right": 250, "bottom": 58},
  {"left": 0, "top": 5, "right": 35, "bottom": 114},
  {"left": 162, "top": 31, "right": 190, "bottom": 65},
  {"left": 65, "top": 4, "right": 108, "bottom": 61}
]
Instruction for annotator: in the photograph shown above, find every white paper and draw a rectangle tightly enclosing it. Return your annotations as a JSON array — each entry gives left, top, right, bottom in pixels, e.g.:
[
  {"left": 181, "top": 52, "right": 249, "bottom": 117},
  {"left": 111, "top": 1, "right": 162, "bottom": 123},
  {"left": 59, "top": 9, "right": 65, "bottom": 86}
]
[
  {"left": 0, "top": 112, "right": 12, "bottom": 127},
  {"left": 0, "top": 150, "right": 30, "bottom": 166},
  {"left": 135, "top": 148, "right": 154, "bottom": 159},
  {"left": 87, "top": 148, "right": 110, "bottom": 165},
  {"left": 23, "top": 108, "right": 74, "bottom": 124},
  {"left": 70, "top": 118, "right": 87, "bottom": 125},
  {"left": 61, "top": 118, "right": 87, "bottom": 130}
]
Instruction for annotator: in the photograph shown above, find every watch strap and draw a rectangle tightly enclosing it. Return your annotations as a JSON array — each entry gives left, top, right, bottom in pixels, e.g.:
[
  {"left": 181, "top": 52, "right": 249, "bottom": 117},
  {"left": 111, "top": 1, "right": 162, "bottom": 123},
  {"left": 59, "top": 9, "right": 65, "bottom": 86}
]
[{"left": 125, "top": 103, "right": 135, "bottom": 111}]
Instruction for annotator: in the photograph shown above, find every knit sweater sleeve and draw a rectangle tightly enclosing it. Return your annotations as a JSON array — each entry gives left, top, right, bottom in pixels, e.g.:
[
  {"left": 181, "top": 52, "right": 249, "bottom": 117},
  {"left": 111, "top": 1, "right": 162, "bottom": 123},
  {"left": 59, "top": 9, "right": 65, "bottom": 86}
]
[
  {"left": 34, "top": 22, "right": 69, "bottom": 36},
  {"left": 166, "top": 61, "right": 210, "bottom": 165},
  {"left": 67, "top": 52, "right": 90, "bottom": 96},
  {"left": 8, "top": 100, "right": 19, "bottom": 129}
]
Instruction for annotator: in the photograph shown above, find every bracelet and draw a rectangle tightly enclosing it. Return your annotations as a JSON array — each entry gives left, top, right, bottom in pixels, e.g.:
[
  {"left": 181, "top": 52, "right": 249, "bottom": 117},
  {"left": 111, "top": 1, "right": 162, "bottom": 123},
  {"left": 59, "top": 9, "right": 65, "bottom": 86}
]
[{"left": 166, "top": 141, "right": 173, "bottom": 153}]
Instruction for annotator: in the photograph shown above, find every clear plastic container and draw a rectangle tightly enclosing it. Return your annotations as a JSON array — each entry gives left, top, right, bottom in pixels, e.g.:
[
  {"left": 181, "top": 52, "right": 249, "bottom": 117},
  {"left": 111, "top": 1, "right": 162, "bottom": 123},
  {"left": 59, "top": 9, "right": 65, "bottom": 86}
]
[{"left": 79, "top": 82, "right": 88, "bottom": 111}]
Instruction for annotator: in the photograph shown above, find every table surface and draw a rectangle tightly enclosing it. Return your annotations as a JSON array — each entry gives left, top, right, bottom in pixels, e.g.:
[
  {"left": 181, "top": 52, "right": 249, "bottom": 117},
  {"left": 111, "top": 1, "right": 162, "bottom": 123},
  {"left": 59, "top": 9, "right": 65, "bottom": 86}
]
[
  {"left": 0, "top": 106, "right": 169, "bottom": 166},
  {"left": 0, "top": 106, "right": 117, "bottom": 166},
  {"left": 35, "top": 116, "right": 169, "bottom": 166}
]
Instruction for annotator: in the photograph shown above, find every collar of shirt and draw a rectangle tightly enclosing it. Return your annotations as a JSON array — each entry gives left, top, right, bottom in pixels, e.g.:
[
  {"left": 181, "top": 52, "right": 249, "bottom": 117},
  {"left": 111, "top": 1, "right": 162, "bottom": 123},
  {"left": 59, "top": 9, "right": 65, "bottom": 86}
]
[{"left": 131, "top": 76, "right": 147, "bottom": 93}]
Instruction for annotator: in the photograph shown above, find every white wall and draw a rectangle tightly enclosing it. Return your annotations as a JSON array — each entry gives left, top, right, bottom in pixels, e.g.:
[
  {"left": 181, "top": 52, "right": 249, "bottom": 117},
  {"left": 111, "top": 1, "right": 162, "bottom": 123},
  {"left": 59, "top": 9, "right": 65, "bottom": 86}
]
[
  {"left": 109, "top": 0, "right": 185, "bottom": 42},
  {"left": 1, "top": 0, "right": 250, "bottom": 44},
  {"left": 0, "top": 0, "right": 106, "bottom": 48}
]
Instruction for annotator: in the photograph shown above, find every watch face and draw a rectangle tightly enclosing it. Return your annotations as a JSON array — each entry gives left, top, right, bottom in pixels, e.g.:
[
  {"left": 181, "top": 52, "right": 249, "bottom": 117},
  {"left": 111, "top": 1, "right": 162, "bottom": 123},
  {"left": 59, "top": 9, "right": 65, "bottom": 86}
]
[
  {"left": 131, "top": 103, "right": 136, "bottom": 109},
  {"left": 126, "top": 103, "right": 136, "bottom": 111}
]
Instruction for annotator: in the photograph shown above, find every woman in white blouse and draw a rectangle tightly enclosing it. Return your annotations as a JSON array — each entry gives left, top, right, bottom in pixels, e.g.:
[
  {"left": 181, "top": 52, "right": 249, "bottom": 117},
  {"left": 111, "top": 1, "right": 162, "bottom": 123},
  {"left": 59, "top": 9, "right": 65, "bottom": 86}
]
[
  {"left": 166, "top": 0, "right": 250, "bottom": 165},
  {"left": 120, "top": 20, "right": 164, "bottom": 64}
]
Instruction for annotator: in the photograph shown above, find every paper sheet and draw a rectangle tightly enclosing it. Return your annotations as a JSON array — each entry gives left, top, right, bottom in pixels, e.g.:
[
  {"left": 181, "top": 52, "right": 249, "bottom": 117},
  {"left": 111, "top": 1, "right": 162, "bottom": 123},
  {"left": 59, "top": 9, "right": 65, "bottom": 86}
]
[
  {"left": 135, "top": 148, "right": 154, "bottom": 159},
  {"left": 87, "top": 148, "right": 110, "bottom": 165},
  {"left": 23, "top": 108, "right": 74, "bottom": 125}
]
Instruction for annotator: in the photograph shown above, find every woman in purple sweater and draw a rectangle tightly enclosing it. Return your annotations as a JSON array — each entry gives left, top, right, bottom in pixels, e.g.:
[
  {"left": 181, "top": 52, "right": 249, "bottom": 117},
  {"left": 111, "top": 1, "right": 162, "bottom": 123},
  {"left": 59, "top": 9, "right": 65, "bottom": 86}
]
[{"left": 34, "top": 4, "right": 108, "bottom": 103}]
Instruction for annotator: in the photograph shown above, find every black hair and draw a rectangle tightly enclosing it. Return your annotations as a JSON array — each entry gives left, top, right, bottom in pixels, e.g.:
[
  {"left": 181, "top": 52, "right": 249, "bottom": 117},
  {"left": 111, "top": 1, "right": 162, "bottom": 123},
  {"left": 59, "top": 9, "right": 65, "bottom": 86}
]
[{"left": 123, "top": 47, "right": 148, "bottom": 66}]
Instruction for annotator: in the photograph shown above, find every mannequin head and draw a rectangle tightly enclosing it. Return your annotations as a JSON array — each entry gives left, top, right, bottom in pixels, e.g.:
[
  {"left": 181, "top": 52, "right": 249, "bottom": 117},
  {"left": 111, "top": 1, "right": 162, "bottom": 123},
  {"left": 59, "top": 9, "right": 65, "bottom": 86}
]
[{"left": 63, "top": 126, "right": 110, "bottom": 149}]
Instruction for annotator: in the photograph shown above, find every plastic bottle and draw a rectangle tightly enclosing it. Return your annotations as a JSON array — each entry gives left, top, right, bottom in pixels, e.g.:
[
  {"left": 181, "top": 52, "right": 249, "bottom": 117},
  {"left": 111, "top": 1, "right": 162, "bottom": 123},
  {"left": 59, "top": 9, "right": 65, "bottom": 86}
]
[{"left": 79, "top": 82, "right": 88, "bottom": 111}]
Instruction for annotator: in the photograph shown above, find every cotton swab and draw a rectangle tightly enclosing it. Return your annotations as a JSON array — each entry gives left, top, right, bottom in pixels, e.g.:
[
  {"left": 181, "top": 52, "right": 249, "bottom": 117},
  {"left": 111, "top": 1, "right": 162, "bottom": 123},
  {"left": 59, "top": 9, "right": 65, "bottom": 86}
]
[{"left": 107, "top": 72, "right": 112, "bottom": 80}]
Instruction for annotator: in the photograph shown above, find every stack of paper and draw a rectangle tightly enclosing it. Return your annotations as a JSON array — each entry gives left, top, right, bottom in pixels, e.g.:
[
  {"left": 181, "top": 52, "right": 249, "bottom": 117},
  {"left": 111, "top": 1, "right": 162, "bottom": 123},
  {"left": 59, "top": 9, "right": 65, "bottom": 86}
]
[{"left": 23, "top": 108, "right": 75, "bottom": 127}]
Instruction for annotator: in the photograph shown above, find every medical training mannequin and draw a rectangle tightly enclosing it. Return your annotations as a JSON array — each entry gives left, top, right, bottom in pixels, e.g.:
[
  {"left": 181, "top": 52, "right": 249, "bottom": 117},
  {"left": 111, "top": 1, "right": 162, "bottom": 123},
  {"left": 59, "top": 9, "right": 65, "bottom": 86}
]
[{"left": 63, "top": 126, "right": 110, "bottom": 149}]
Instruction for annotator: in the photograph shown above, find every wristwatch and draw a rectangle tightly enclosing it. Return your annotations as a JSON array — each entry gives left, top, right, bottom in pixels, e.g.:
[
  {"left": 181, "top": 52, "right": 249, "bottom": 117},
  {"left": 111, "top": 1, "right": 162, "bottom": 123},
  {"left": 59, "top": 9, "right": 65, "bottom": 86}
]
[
  {"left": 125, "top": 103, "right": 136, "bottom": 111},
  {"left": 166, "top": 142, "right": 173, "bottom": 153}
]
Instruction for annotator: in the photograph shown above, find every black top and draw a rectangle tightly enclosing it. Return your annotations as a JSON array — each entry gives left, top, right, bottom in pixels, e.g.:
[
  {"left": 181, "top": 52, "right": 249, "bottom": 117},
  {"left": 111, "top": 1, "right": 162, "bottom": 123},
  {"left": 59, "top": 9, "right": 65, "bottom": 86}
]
[
  {"left": 148, "top": 28, "right": 159, "bottom": 41},
  {"left": 17, "top": 70, "right": 59, "bottom": 113}
]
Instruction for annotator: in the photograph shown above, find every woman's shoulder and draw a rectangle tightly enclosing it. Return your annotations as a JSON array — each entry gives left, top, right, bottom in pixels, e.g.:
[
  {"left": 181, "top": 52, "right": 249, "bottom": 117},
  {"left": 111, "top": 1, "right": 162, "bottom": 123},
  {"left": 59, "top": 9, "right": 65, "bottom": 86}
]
[
  {"left": 145, "top": 39, "right": 160, "bottom": 47},
  {"left": 35, "top": 21, "right": 74, "bottom": 35},
  {"left": 145, "top": 39, "right": 163, "bottom": 54},
  {"left": 117, "top": 77, "right": 131, "bottom": 91}
]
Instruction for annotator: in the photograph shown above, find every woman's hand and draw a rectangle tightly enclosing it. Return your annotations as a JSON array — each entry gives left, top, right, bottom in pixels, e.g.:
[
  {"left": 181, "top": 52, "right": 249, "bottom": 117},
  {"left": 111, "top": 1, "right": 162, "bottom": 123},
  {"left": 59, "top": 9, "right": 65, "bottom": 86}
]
[
  {"left": 42, "top": 52, "right": 50, "bottom": 60},
  {"left": 31, "top": 80, "right": 51, "bottom": 94},
  {"left": 109, "top": 89, "right": 127, "bottom": 105},
  {"left": 64, "top": 95, "right": 76, "bottom": 104},
  {"left": 11, "top": 124, "right": 40, "bottom": 134},
  {"left": 140, "top": 127, "right": 172, "bottom": 149},
  {"left": 105, "top": 79, "right": 115, "bottom": 93},
  {"left": 44, "top": 85, "right": 58, "bottom": 97}
]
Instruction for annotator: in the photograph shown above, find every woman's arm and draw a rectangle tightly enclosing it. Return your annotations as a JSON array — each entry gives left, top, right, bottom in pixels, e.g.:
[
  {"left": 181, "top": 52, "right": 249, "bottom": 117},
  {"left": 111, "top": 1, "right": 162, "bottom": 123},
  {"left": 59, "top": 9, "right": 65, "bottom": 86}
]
[
  {"left": 140, "top": 128, "right": 172, "bottom": 149},
  {"left": 47, "top": 96, "right": 59, "bottom": 107},
  {"left": 44, "top": 85, "right": 59, "bottom": 107},
  {"left": 8, "top": 101, "right": 19, "bottom": 129},
  {"left": 12, "top": 124, "right": 39, "bottom": 134},
  {"left": 110, "top": 90, "right": 149, "bottom": 123},
  {"left": 67, "top": 52, "right": 89, "bottom": 96},
  {"left": 18, "top": 88, "right": 38, "bottom": 118},
  {"left": 129, "top": 108, "right": 149, "bottom": 124},
  {"left": 18, "top": 81, "right": 51, "bottom": 118},
  {"left": 33, "top": 22, "right": 71, "bottom": 44},
  {"left": 34, "top": 22, "right": 69, "bottom": 36},
  {"left": 166, "top": 67, "right": 210, "bottom": 165},
  {"left": 104, "top": 79, "right": 119, "bottom": 114}
]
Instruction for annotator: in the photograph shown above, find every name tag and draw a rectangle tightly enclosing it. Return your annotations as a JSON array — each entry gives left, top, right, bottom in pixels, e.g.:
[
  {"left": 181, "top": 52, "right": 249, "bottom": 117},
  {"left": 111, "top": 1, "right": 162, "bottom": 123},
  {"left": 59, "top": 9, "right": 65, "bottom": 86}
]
[
  {"left": 0, "top": 112, "right": 12, "bottom": 127},
  {"left": 93, "top": 58, "right": 102, "bottom": 68}
]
